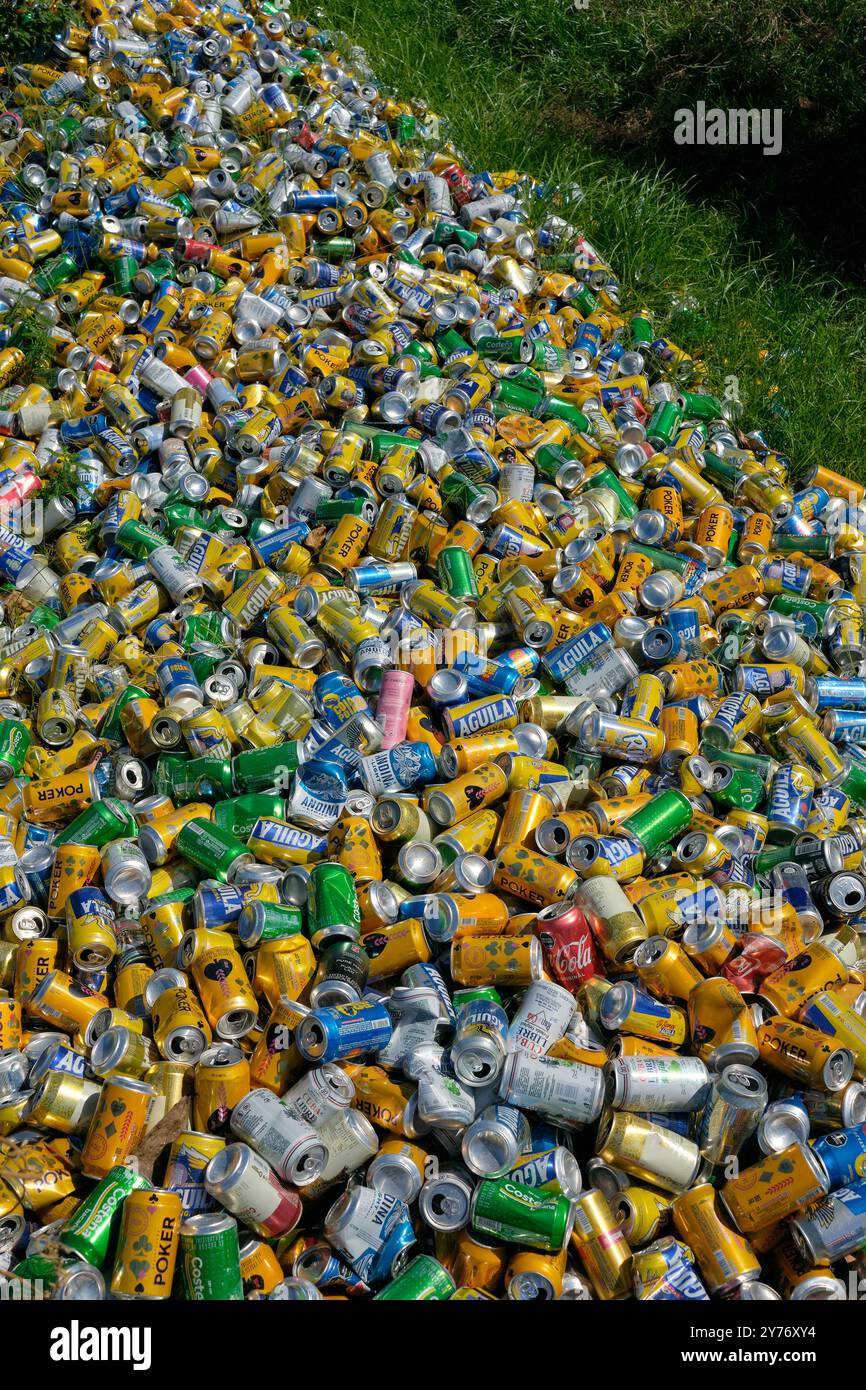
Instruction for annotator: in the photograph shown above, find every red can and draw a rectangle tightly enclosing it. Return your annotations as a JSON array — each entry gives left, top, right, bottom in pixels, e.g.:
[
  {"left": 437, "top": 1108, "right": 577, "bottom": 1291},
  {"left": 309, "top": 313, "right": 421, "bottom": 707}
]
[
  {"left": 722, "top": 933, "right": 788, "bottom": 995},
  {"left": 534, "top": 900, "right": 603, "bottom": 992}
]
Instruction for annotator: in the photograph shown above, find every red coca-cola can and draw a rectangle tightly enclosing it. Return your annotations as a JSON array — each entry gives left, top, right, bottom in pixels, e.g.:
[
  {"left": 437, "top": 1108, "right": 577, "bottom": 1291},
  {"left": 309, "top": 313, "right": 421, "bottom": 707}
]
[
  {"left": 722, "top": 933, "right": 787, "bottom": 995},
  {"left": 533, "top": 900, "right": 603, "bottom": 993}
]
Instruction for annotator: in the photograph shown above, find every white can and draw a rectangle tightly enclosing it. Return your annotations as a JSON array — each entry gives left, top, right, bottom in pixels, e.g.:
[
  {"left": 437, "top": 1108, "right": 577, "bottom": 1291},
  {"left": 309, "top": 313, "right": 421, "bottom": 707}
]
[
  {"left": 507, "top": 980, "right": 575, "bottom": 1056},
  {"left": 499, "top": 1051, "right": 605, "bottom": 1126},
  {"left": 230, "top": 1088, "right": 327, "bottom": 1186}
]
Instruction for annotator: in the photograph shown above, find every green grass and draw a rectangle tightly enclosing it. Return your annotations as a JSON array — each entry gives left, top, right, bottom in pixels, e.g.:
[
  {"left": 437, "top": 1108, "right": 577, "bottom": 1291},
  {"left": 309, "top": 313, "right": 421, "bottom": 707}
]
[{"left": 320, "top": 0, "right": 866, "bottom": 480}]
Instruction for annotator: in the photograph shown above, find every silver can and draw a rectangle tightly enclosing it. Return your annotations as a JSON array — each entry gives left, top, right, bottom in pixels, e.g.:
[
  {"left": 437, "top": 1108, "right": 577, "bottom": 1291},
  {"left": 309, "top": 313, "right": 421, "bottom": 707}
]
[
  {"left": 282, "top": 1064, "right": 355, "bottom": 1130},
  {"left": 229, "top": 1088, "right": 327, "bottom": 1186},
  {"left": 101, "top": 839, "right": 152, "bottom": 904},
  {"left": 606, "top": 1054, "right": 710, "bottom": 1114},
  {"left": 698, "top": 1065, "right": 768, "bottom": 1163},
  {"left": 461, "top": 1104, "right": 531, "bottom": 1178},
  {"left": 498, "top": 1051, "right": 605, "bottom": 1127},
  {"left": 507, "top": 980, "right": 574, "bottom": 1056}
]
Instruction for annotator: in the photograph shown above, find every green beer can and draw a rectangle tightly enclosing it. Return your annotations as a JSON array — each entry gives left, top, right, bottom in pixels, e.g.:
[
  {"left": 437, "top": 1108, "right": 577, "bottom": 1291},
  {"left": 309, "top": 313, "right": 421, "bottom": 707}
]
[
  {"left": 307, "top": 862, "right": 361, "bottom": 947},
  {"left": 373, "top": 1254, "right": 456, "bottom": 1300},
  {"left": 471, "top": 1178, "right": 575, "bottom": 1251},
  {"left": 60, "top": 1164, "right": 152, "bottom": 1266},
  {"left": 176, "top": 818, "right": 253, "bottom": 883},
  {"left": 179, "top": 1212, "right": 243, "bottom": 1300}
]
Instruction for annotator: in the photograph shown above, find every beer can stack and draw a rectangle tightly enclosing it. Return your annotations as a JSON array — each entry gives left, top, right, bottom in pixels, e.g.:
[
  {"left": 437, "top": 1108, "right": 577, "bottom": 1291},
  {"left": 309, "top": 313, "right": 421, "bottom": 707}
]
[{"left": 0, "top": 0, "right": 865, "bottom": 1306}]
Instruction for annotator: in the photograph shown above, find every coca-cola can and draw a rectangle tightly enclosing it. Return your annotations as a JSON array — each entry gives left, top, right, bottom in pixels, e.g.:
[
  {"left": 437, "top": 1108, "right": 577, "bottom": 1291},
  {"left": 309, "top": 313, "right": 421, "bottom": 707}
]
[
  {"left": 534, "top": 901, "right": 603, "bottom": 992},
  {"left": 722, "top": 933, "right": 787, "bottom": 995}
]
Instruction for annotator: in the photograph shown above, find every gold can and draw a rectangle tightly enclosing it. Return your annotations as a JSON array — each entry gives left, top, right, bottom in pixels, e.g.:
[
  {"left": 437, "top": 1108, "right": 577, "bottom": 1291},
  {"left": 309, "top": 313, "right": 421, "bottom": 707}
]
[
  {"left": 191, "top": 945, "right": 258, "bottom": 1038},
  {"left": 26, "top": 1070, "right": 102, "bottom": 1134},
  {"left": 570, "top": 1189, "right": 632, "bottom": 1300},
  {"left": 47, "top": 842, "right": 102, "bottom": 921},
  {"left": 110, "top": 1188, "right": 182, "bottom": 1300},
  {"left": 719, "top": 1143, "right": 828, "bottom": 1234},
  {"left": 80, "top": 1074, "right": 156, "bottom": 1179},
  {"left": 671, "top": 1182, "right": 760, "bottom": 1294},
  {"left": 450, "top": 935, "right": 542, "bottom": 987},
  {"left": 248, "top": 998, "right": 306, "bottom": 1095}
]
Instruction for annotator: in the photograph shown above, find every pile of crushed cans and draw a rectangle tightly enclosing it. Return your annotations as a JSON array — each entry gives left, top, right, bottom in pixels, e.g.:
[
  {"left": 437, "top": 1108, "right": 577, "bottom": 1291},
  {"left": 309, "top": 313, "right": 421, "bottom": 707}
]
[{"left": 0, "top": 0, "right": 865, "bottom": 1306}]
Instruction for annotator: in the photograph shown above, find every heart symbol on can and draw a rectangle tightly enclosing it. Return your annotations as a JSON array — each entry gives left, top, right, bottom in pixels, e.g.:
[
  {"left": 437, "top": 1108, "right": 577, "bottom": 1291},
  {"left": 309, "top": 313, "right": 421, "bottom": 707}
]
[{"left": 110, "top": 1100, "right": 125, "bottom": 1116}]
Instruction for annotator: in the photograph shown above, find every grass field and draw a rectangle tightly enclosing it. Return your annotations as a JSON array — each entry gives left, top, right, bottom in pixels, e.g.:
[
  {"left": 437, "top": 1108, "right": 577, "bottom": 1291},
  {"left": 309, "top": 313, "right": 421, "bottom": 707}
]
[{"left": 320, "top": 0, "right": 866, "bottom": 480}]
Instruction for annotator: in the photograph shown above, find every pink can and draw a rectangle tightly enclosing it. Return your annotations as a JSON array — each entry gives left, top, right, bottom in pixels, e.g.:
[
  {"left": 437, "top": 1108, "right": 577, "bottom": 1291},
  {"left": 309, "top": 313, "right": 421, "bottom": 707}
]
[{"left": 376, "top": 669, "right": 415, "bottom": 749}]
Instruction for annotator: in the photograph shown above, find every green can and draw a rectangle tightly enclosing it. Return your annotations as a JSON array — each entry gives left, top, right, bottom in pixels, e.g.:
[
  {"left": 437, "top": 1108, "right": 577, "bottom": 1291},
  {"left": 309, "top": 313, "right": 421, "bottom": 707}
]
[
  {"left": 431, "top": 221, "right": 477, "bottom": 251},
  {"left": 677, "top": 390, "right": 723, "bottom": 421},
  {"left": 839, "top": 755, "right": 866, "bottom": 810},
  {"left": 620, "top": 788, "right": 692, "bottom": 854},
  {"left": 54, "top": 797, "right": 137, "bottom": 847},
  {"left": 32, "top": 252, "right": 78, "bottom": 294},
  {"left": 476, "top": 334, "right": 527, "bottom": 364},
  {"left": 452, "top": 986, "right": 503, "bottom": 1010},
  {"left": 179, "top": 1212, "right": 243, "bottom": 1301},
  {"left": 315, "top": 495, "right": 372, "bottom": 522},
  {"left": 699, "top": 742, "right": 776, "bottom": 786},
  {"left": 233, "top": 742, "right": 301, "bottom": 794},
  {"left": 176, "top": 818, "right": 252, "bottom": 883},
  {"left": 585, "top": 466, "right": 639, "bottom": 519},
  {"left": 471, "top": 1179, "right": 574, "bottom": 1251},
  {"left": 100, "top": 684, "right": 150, "bottom": 742},
  {"left": 238, "top": 900, "right": 304, "bottom": 946},
  {"left": 27, "top": 605, "right": 60, "bottom": 631},
  {"left": 60, "top": 1165, "right": 152, "bottom": 1266},
  {"left": 534, "top": 443, "right": 585, "bottom": 490},
  {"left": 630, "top": 307, "right": 654, "bottom": 345},
  {"left": 439, "top": 471, "right": 496, "bottom": 524},
  {"left": 769, "top": 593, "right": 831, "bottom": 623},
  {"left": 0, "top": 718, "right": 31, "bottom": 782},
  {"left": 646, "top": 399, "right": 684, "bottom": 447},
  {"left": 116, "top": 518, "right": 166, "bottom": 558},
  {"left": 112, "top": 254, "right": 138, "bottom": 294},
  {"left": 493, "top": 377, "right": 543, "bottom": 411},
  {"left": 214, "top": 793, "right": 287, "bottom": 839},
  {"left": 308, "top": 861, "right": 361, "bottom": 947},
  {"left": 437, "top": 546, "right": 478, "bottom": 600},
  {"left": 373, "top": 1254, "right": 456, "bottom": 1301},
  {"left": 624, "top": 541, "right": 694, "bottom": 577},
  {"left": 536, "top": 394, "right": 591, "bottom": 433},
  {"left": 310, "top": 237, "right": 354, "bottom": 260},
  {"left": 157, "top": 754, "right": 234, "bottom": 801},
  {"left": 394, "top": 113, "right": 417, "bottom": 143},
  {"left": 709, "top": 762, "right": 766, "bottom": 812}
]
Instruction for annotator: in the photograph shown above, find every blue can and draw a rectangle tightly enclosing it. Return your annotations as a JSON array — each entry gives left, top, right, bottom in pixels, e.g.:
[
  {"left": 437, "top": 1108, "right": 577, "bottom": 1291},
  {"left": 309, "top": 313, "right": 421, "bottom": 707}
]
[
  {"left": 359, "top": 742, "right": 439, "bottom": 794},
  {"left": 30, "top": 1040, "right": 90, "bottom": 1086},
  {"left": 824, "top": 709, "right": 866, "bottom": 744},
  {"left": 314, "top": 672, "right": 371, "bottom": 727},
  {"left": 813, "top": 676, "right": 866, "bottom": 709},
  {"left": 157, "top": 656, "right": 202, "bottom": 704},
  {"left": 402, "top": 961, "right": 457, "bottom": 1024},
  {"left": 296, "top": 999, "right": 393, "bottom": 1063},
  {"left": 766, "top": 763, "right": 814, "bottom": 840},
  {"left": 661, "top": 605, "right": 702, "bottom": 660},
  {"left": 194, "top": 882, "right": 249, "bottom": 930},
  {"left": 452, "top": 651, "right": 522, "bottom": 697},
  {"left": 811, "top": 1124, "right": 866, "bottom": 1190},
  {"left": 542, "top": 622, "right": 612, "bottom": 685}
]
